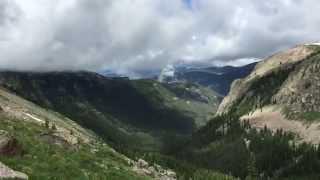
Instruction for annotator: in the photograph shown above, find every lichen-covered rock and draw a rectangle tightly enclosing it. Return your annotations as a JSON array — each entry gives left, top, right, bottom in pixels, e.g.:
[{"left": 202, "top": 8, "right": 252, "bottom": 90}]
[
  {"left": 132, "top": 158, "right": 176, "bottom": 180},
  {"left": 0, "top": 161, "right": 28, "bottom": 180}
]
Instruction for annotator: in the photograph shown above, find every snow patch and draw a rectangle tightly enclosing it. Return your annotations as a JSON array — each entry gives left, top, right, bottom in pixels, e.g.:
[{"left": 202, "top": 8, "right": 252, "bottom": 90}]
[
  {"left": 24, "top": 113, "right": 44, "bottom": 123},
  {"left": 305, "top": 42, "right": 320, "bottom": 46}
]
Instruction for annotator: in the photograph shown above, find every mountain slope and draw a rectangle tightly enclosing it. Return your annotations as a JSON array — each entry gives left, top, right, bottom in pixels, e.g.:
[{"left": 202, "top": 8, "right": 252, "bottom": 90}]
[
  {"left": 134, "top": 80, "right": 221, "bottom": 127},
  {"left": 0, "top": 71, "right": 220, "bottom": 152},
  {"left": 0, "top": 71, "right": 235, "bottom": 179},
  {"left": 216, "top": 44, "right": 320, "bottom": 143},
  {"left": 217, "top": 44, "right": 319, "bottom": 115},
  {"left": 0, "top": 87, "right": 151, "bottom": 179},
  {"left": 171, "top": 45, "right": 320, "bottom": 178},
  {"left": 174, "top": 111, "right": 320, "bottom": 179}
]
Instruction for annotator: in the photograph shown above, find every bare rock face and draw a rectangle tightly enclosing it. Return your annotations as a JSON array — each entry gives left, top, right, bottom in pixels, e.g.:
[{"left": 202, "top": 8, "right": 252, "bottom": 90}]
[
  {"left": 132, "top": 158, "right": 177, "bottom": 180},
  {"left": 137, "top": 159, "right": 149, "bottom": 168},
  {"left": 217, "top": 45, "right": 317, "bottom": 115},
  {"left": 273, "top": 50, "right": 320, "bottom": 114},
  {"left": 0, "top": 161, "right": 28, "bottom": 180},
  {"left": 0, "top": 130, "right": 23, "bottom": 156}
]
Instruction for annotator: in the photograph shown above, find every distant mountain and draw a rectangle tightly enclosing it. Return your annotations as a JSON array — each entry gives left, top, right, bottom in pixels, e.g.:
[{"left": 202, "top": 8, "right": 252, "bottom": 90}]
[
  {"left": 101, "top": 69, "right": 160, "bottom": 79},
  {"left": 159, "top": 63, "right": 257, "bottom": 96},
  {"left": 101, "top": 62, "right": 256, "bottom": 96}
]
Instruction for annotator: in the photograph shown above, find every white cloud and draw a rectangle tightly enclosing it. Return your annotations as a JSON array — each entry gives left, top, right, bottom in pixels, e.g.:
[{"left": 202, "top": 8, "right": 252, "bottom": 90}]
[{"left": 0, "top": 0, "right": 319, "bottom": 75}]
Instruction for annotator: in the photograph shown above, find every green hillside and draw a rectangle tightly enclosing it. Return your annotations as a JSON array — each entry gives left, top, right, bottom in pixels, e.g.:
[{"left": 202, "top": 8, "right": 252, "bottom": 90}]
[
  {"left": 0, "top": 71, "right": 231, "bottom": 179},
  {"left": 170, "top": 113, "right": 320, "bottom": 180},
  {"left": 0, "top": 71, "right": 220, "bottom": 153},
  {"left": 0, "top": 115, "right": 148, "bottom": 180},
  {"left": 0, "top": 87, "right": 149, "bottom": 180}
]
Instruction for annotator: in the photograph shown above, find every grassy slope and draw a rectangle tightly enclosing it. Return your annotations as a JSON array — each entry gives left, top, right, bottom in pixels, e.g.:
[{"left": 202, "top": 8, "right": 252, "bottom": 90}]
[
  {"left": 0, "top": 88, "right": 148, "bottom": 180},
  {"left": 0, "top": 116, "right": 148, "bottom": 180}
]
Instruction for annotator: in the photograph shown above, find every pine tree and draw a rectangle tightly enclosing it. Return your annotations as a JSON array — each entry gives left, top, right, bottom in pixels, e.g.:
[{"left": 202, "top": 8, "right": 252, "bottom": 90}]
[
  {"left": 44, "top": 119, "right": 49, "bottom": 129},
  {"left": 51, "top": 123, "right": 57, "bottom": 131},
  {"left": 246, "top": 152, "right": 258, "bottom": 180}
]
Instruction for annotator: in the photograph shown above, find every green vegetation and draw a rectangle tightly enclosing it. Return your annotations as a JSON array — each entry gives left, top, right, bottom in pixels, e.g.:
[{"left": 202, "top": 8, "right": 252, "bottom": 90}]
[
  {"left": 3, "top": 108, "right": 320, "bottom": 179},
  {"left": 133, "top": 80, "right": 221, "bottom": 127},
  {"left": 0, "top": 71, "right": 229, "bottom": 179},
  {"left": 3, "top": 69, "right": 320, "bottom": 179},
  {"left": 0, "top": 115, "right": 148, "bottom": 180},
  {"left": 160, "top": 113, "right": 320, "bottom": 179},
  {"left": 0, "top": 72, "right": 221, "bottom": 155},
  {"left": 300, "top": 111, "right": 320, "bottom": 121},
  {"left": 191, "top": 170, "right": 237, "bottom": 180},
  {"left": 0, "top": 72, "right": 198, "bottom": 152}
]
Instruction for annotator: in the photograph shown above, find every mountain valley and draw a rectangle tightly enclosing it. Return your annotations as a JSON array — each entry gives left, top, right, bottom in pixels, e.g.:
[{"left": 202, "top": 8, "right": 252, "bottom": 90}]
[{"left": 1, "top": 44, "right": 320, "bottom": 179}]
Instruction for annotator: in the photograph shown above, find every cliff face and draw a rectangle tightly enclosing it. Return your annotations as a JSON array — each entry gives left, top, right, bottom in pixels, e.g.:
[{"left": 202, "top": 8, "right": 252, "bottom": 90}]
[
  {"left": 273, "top": 48, "right": 320, "bottom": 115},
  {"left": 217, "top": 44, "right": 319, "bottom": 115}
]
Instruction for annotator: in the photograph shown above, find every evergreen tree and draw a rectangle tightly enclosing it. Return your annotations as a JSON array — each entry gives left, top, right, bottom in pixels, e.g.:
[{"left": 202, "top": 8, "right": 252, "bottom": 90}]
[
  {"left": 51, "top": 123, "right": 57, "bottom": 131},
  {"left": 246, "top": 153, "right": 258, "bottom": 180}
]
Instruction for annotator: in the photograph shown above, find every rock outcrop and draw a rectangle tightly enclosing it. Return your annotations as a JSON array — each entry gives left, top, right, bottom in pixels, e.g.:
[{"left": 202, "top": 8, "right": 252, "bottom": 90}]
[
  {"left": 273, "top": 52, "right": 320, "bottom": 114},
  {"left": 131, "top": 159, "right": 177, "bottom": 180},
  {"left": 0, "top": 162, "right": 28, "bottom": 180}
]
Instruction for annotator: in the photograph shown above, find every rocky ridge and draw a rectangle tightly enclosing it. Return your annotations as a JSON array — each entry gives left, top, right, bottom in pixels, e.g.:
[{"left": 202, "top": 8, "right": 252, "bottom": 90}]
[
  {"left": 217, "top": 44, "right": 319, "bottom": 115},
  {"left": 217, "top": 43, "right": 320, "bottom": 143}
]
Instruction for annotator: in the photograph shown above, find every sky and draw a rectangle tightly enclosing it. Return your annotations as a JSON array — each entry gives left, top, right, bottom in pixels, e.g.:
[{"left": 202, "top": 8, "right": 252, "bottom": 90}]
[{"left": 0, "top": 0, "right": 320, "bottom": 76}]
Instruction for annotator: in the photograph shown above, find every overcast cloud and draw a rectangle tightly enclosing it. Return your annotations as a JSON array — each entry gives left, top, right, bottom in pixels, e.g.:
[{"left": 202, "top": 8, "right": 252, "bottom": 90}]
[{"left": 0, "top": 0, "right": 319, "bottom": 75}]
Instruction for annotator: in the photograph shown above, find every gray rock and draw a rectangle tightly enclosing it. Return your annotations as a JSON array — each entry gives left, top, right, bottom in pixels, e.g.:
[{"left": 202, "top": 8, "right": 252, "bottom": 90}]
[
  {"left": 137, "top": 159, "right": 148, "bottom": 168},
  {"left": 0, "top": 161, "right": 28, "bottom": 180}
]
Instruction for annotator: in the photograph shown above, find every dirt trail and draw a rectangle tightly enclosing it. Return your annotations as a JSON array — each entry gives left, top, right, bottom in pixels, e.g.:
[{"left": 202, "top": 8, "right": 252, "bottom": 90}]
[{"left": 241, "top": 106, "right": 320, "bottom": 144}]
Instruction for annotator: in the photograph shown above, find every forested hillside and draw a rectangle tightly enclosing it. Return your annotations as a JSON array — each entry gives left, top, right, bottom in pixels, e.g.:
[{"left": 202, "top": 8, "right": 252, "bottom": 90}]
[{"left": 0, "top": 71, "right": 220, "bottom": 154}]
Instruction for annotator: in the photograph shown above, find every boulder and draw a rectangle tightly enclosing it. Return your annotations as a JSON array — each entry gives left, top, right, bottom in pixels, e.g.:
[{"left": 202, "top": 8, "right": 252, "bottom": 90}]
[
  {"left": 137, "top": 159, "right": 148, "bottom": 168},
  {"left": 0, "top": 161, "right": 28, "bottom": 179},
  {"left": 0, "top": 130, "right": 23, "bottom": 156}
]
